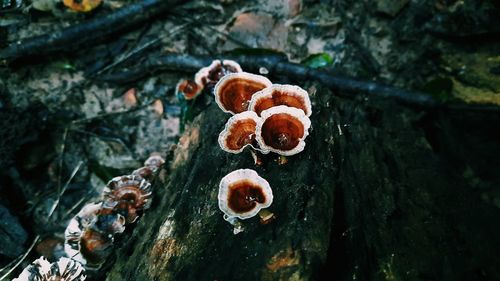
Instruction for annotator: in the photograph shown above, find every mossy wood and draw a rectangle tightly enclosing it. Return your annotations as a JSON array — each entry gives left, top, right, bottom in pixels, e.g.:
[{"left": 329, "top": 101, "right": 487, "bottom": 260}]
[{"left": 107, "top": 85, "right": 500, "bottom": 280}]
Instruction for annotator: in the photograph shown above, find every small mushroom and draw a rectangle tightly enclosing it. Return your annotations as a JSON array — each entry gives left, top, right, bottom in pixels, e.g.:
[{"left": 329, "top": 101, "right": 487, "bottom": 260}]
[
  {"left": 63, "top": 0, "right": 102, "bottom": 12},
  {"left": 132, "top": 153, "right": 165, "bottom": 180},
  {"left": 249, "top": 84, "right": 312, "bottom": 117},
  {"left": 102, "top": 175, "right": 152, "bottom": 223},
  {"left": 64, "top": 203, "right": 125, "bottom": 267},
  {"left": 218, "top": 111, "right": 267, "bottom": 154},
  {"left": 176, "top": 79, "right": 204, "bottom": 100},
  {"left": 218, "top": 169, "right": 273, "bottom": 227},
  {"left": 13, "top": 256, "right": 86, "bottom": 281},
  {"left": 256, "top": 105, "right": 311, "bottom": 156},
  {"left": 214, "top": 72, "right": 272, "bottom": 114},
  {"left": 143, "top": 153, "right": 165, "bottom": 172},
  {"left": 195, "top": 59, "right": 242, "bottom": 88}
]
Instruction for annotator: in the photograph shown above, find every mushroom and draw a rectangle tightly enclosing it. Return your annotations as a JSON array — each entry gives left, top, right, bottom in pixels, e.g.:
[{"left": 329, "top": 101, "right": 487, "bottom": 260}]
[
  {"left": 218, "top": 169, "right": 274, "bottom": 233},
  {"left": 64, "top": 203, "right": 125, "bottom": 268},
  {"left": 218, "top": 111, "right": 268, "bottom": 154},
  {"left": 13, "top": 256, "right": 86, "bottom": 281},
  {"left": 132, "top": 153, "right": 165, "bottom": 179},
  {"left": 102, "top": 175, "right": 152, "bottom": 224},
  {"left": 195, "top": 59, "right": 242, "bottom": 88},
  {"left": 63, "top": 0, "right": 102, "bottom": 12},
  {"left": 255, "top": 105, "right": 311, "bottom": 156},
  {"left": 249, "top": 84, "right": 312, "bottom": 117},
  {"left": 214, "top": 72, "right": 272, "bottom": 114},
  {"left": 176, "top": 79, "right": 204, "bottom": 100}
]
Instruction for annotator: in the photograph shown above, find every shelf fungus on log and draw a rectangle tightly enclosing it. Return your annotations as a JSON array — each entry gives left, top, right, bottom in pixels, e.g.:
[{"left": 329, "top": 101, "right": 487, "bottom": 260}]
[
  {"left": 214, "top": 72, "right": 272, "bottom": 114},
  {"left": 13, "top": 256, "right": 86, "bottom": 281},
  {"left": 218, "top": 169, "right": 274, "bottom": 234},
  {"left": 256, "top": 105, "right": 311, "bottom": 156},
  {"left": 176, "top": 79, "right": 204, "bottom": 100},
  {"left": 195, "top": 59, "right": 242, "bottom": 89},
  {"left": 132, "top": 153, "right": 165, "bottom": 180},
  {"left": 63, "top": 0, "right": 102, "bottom": 12},
  {"left": 249, "top": 84, "right": 312, "bottom": 117},
  {"left": 64, "top": 203, "right": 126, "bottom": 268},
  {"left": 218, "top": 111, "right": 267, "bottom": 154},
  {"left": 102, "top": 175, "right": 153, "bottom": 224}
]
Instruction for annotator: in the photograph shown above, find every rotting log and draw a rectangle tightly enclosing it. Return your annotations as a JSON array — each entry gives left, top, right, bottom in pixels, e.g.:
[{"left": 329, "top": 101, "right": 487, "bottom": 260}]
[
  {"left": 106, "top": 85, "right": 337, "bottom": 280},
  {"left": 106, "top": 84, "right": 500, "bottom": 280}
]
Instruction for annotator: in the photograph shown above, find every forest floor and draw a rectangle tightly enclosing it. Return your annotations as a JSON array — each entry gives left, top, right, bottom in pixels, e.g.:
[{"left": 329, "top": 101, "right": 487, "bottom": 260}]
[{"left": 1, "top": 0, "right": 500, "bottom": 280}]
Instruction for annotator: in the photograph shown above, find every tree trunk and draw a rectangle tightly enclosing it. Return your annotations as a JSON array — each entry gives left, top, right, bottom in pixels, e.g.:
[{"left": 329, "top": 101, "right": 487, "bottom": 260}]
[{"left": 106, "top": 84, "right": 500, "bottom": 281}]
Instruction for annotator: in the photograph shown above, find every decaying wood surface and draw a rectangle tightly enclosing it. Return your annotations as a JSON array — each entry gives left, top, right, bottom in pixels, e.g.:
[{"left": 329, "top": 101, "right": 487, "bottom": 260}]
[{"left": 105, "top": 83, "right": 500, "bottom": 280}]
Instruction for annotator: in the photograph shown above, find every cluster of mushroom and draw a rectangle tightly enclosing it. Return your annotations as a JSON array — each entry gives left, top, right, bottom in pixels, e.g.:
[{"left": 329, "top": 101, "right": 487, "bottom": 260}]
[
  {"left": 64, "top": 153, "right": 164, "bottom": 269},
  {"left": 214, "top": 67, "right": 312, "bottom": 233},
  {"left": 216, "top": 73, "right": 312, "bottom": 158}
]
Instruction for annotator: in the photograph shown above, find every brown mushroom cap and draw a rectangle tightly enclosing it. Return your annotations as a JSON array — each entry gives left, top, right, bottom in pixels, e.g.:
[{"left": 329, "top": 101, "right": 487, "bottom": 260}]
[
  {"left": 63, "top": 0, "right": 102, "bottom": 12},
  {"left": 195, "top": 60, "right": 242, "bottom": 87},
  {"left": 249, "top": 84, "right": 312, "bottom": 117},
  {"left": 176, "top": 79, "right": 204, "bottom": 100},
  {"left": 64, "top": 203, "right": 125, "bottom": 267},
  {"left": 218, "top": 169, "right": 273, "bottom": 220},
  {"left": 255, "top": 105, "right": 311, "bottom": 156},
  {"left": 214, "top": 72, "right": 272, "bottom": 114},
  {"left": 13, "top": 257, "right": 86, "bottom": 281},
  {"left": 218, "top": 111, "right": 267, "bottom": 154},
  {"left": 102, "top": 175, "right": 152, "bottom": 223}
]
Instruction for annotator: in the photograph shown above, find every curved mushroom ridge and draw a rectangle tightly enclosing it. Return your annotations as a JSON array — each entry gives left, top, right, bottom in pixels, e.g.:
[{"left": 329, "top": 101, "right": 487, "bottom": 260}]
[
  {"left": 261, "top": 113, "right": 305, "bottom": 151},
  {"left": 106, "top": 185, "right": 148, "bottom": 209},
  {"left": 215, "top": 73, "right": 272, "bottom": 114},
  {"left": 251, "top": 85, "right": 311, "bottom": 116},
  {"left": 225, "top": 119, "right": 257, "bottom": 150},
  {"left": 13, "top": 257, "right": 86, "bottom": 281},
  {"left": 227, "top": 179, "right": 267, "bottom": 213}
]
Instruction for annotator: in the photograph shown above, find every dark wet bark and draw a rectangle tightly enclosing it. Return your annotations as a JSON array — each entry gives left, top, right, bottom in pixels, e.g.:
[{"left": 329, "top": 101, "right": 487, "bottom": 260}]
[{"left": 107, "top": 85, "right": 500, "bottom": 281}]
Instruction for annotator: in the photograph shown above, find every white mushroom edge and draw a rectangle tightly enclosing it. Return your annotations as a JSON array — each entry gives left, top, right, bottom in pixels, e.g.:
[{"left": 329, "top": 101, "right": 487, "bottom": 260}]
[
  {"left": 218, "top": 169, "right": 273, "bottom": 220},
  {"left": 218, "top": 111, "right": 269, "bottom": 154},
  {"left": 214, "top": 72, "right": 272, "bottom": 114},
  {"left": 249, "top": 84, "right": 312, "bottom": 117}
]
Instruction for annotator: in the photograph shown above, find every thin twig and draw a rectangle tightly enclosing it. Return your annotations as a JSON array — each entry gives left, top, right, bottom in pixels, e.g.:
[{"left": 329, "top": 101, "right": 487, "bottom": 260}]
[
  {"left": 0, "top": 236, "right": 40, "bottom": 281},
  {"left": 48, "top": 161, "right": 84, "bottom": 218}
]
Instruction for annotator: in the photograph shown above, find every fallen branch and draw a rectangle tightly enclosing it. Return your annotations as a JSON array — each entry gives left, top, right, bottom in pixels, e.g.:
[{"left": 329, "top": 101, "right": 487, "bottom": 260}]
[
  {"left": 98, "top": 53, "right": 500, "bottom": 112},
  {"left": 0, "top": 0, "right": 186, "bottom": 63},
  {"left": 99, "top": 53, "right": 441, "bottom": 108}
]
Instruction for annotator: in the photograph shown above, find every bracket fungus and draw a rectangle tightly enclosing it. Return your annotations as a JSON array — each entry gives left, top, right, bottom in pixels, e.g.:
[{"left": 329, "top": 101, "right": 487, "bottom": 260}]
[
  {"left": 218, "top": 169, "right": 274, "bottom": 233},
  {"left": 176, "top": 79, "right": 204, "bottom": 100},
  {"left": 214, "top": 72, "right": 272, "bottom": 114},
  {"left": 65, "top": 203, "right": 126, "bottom": 268},
  {"left": 102, "top": 175, "right": 152, "bottom": 224},
  {"left": 63, "top": 0, "right": 102, "bottom": 12},
  {"left": 256, "top": 105, "right": 311, "bottom": 156},
  {"left": 132, "top": 153, "right": 165, "bottom": 180},
  {"left": 249, "top": 84, "right": 312, "bottom": 117},
  {"left": 13, "top": 256, "right": 86, "bottom": 281},
  {"left": 218, "top": 111, "right": 267, "bottom": 154},
  {"left": 195, "top": 59, "right": 242, "bottom": 88}
]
